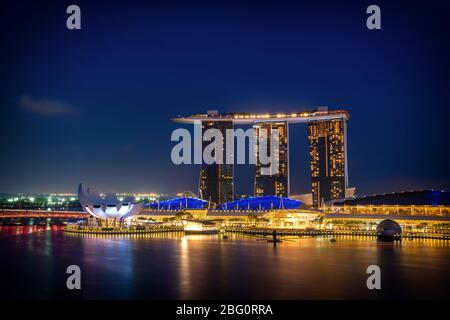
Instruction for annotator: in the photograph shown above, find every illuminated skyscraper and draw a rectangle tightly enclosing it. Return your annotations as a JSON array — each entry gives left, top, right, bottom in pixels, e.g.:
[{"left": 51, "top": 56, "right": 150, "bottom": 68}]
[
  {"left": 174, "top": 107, "right": 349, "bottom": 207},
  {"left": 199, "top": 119, "right": 234, "bottom": 205},
  {"left": 308, "top": 117, "right": 348, "bottom": 208},
  {"left": 254, "top": 121, "right": 289, "bottom": 197}
]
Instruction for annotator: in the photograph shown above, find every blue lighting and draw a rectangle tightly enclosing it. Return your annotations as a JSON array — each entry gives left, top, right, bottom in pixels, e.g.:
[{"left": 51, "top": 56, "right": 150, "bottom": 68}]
[
  {"left": 217, "top": 196, "right": 301, "bottom": 210},
  {"left": 147, "top": 197, "right": 207, "bottom": 210}
]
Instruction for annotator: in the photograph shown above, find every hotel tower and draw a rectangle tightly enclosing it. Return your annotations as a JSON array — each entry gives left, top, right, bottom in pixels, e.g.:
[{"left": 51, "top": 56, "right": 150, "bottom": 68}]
[
  {"left": 174, "top": 107, "right": 349, "bottom": 208},
  {"left": 198, "top": 115, "right": 234, "bottom": 205},
  {"left": 308, "top": 116, "right": 348, "bottom": 207},
  {"left": 254, "top": 121, "right": 289, "bottom": 197}
]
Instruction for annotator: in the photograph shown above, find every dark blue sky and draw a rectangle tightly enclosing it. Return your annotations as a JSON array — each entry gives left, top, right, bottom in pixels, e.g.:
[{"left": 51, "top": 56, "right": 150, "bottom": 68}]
[{"left": 0, "top": 0, "right": 449, "bottom": 196}]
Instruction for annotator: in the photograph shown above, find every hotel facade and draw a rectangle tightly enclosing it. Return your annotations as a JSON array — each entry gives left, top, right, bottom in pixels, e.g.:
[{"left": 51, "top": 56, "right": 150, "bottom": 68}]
[
  {"left": 308, "top": 117, "right": 348, "bottom": 207},
  {"left": 254, "top": 121, "right": 289, "bottom": 198},
  {"left": 198, "top": 119, "right": 234, "bottom": 205}
]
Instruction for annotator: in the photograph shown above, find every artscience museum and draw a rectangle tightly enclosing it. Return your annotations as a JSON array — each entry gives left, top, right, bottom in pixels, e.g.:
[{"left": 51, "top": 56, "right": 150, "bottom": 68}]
[{"left": 78, "top": 183, "right": 144, "bottom": 221}]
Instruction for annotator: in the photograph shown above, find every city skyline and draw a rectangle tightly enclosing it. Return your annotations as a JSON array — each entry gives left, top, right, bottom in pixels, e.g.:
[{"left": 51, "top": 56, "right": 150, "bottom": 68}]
[
  {"left": 1, "top": 0, "right": 449, "bottom": 195},
  {"left": 1, "top": 0, "right": 450, "bottom": 305}
]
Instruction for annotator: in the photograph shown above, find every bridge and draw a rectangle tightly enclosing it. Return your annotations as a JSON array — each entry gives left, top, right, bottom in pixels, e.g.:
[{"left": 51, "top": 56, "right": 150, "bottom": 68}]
[
  {"left": 3, "top": 208, "right": 450, "bottom": 223},
  {"left": 0, "top": 209, "right": 89, "bottom": 219}
]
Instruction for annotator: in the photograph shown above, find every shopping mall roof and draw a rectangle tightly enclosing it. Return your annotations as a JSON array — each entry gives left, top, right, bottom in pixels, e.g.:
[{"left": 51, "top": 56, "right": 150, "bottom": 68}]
[
  {"left": 216, "top": 196, "right": 302, "bottom": 210},
  {"left": 147, "top": 197, "right": 207, "bottom": 210},
  {"left": 331, "top": 190, "right": 450, "bottom": 206}
]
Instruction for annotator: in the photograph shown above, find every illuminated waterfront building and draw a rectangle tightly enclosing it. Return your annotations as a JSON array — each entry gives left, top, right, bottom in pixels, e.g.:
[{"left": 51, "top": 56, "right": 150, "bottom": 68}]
[
  {"left": 308, "top": 109, "right": 348, "bottom": 208},
  {"left": 134, "top": 190, "right": 450, "bottom": 233},
  {"left": 198, "top": 115, "right": 234, "bottom": 205},
  {"left": 327, "top": 190, "right": 450, "bottom": 216},
  {"left": 254, "top": 121, "right": 289, "bottom": 197},
  {"left": 321, "top": 190, "right": 450, "bottom": 234}
]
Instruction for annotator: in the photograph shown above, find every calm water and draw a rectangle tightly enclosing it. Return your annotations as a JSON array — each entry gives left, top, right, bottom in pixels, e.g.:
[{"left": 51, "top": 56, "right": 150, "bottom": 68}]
[{"left": 1, "top": 226, "right": 449, "bottom": 299}]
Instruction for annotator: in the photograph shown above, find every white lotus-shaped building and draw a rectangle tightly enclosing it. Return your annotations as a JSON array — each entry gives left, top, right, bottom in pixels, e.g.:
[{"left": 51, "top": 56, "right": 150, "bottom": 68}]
[{"left": 78, "top": 183, "right": 143, "bottom": 219}]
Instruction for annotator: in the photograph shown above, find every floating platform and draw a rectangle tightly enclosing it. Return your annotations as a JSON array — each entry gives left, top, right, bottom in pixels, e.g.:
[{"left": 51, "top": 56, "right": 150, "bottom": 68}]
[
  {"left": 184, "top": 229, "right": 219, "bottom": 235},
  {"left": 377, "top": 234, "right": 402, "bottom": 242},
  {"left": 224, "top": 227, "right": 450, "bottom": 240},
  {"left": 63, "top": 225, "right": 183, "bottom": 235}
]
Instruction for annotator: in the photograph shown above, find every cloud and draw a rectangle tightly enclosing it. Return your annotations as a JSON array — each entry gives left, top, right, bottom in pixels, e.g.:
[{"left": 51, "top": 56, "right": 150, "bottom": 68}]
[{"left": 19, "top": 95, "right": 80, "bottom": 116}]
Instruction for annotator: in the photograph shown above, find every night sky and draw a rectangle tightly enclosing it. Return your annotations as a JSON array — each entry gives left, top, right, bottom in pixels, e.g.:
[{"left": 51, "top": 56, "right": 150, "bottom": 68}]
[{"left": 0, "top": 0, "right": 449, "bottom": 196}]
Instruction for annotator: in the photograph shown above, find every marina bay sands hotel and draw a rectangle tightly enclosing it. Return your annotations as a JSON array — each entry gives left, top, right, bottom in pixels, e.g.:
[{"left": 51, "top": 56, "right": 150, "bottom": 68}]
[{"left": 174, "top": 107, "right": 350, "bottom": 208}]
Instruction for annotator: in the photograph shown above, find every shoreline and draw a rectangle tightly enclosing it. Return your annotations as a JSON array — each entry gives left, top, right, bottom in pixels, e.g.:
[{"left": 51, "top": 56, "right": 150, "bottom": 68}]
[{"left": 60, "top": 225, "right": 450, "bottom": 240}]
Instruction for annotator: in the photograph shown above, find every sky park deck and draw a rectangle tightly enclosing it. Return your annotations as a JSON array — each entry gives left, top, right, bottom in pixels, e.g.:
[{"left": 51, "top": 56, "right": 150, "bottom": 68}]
[{"left": 172, "top": 108, "right": 350, "bottom": 124}]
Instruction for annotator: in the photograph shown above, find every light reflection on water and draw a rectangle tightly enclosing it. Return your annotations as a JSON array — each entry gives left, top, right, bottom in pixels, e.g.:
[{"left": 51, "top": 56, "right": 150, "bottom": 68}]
[{"left": 0, "top": 228, "right": 449, "bottom": 299}]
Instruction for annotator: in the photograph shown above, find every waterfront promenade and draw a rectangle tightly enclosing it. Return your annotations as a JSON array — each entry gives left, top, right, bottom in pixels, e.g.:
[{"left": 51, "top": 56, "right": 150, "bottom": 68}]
[
  {"left": 63, "top": 225, "right": 183, "bottom": 235},
  {"left": 223, "top": 227, "right": 450, "bottom": 240},
  {"left": 61, "top": 224, "right": 450, "bottom": 240}
]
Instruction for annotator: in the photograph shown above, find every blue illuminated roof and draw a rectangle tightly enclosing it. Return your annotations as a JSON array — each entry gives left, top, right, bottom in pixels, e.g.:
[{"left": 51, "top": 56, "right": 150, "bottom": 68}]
[
  {"left": 217, "top": 196, "right": 301, "bottom": 210},
  {"left": 147, "top": 197, "right": 207, "bottom": 210}
]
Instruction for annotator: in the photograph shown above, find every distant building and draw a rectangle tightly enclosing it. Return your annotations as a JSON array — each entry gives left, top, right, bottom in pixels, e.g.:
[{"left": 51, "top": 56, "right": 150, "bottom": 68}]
[
  {"left": 254, "top": 121, "right": 289, "bottom": 197},
  {"left": 199, "top": 116, "right": 234, "bottom": 205},
  {"left": 308, "top": 108, "right": 349, "bottom": 208}
]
